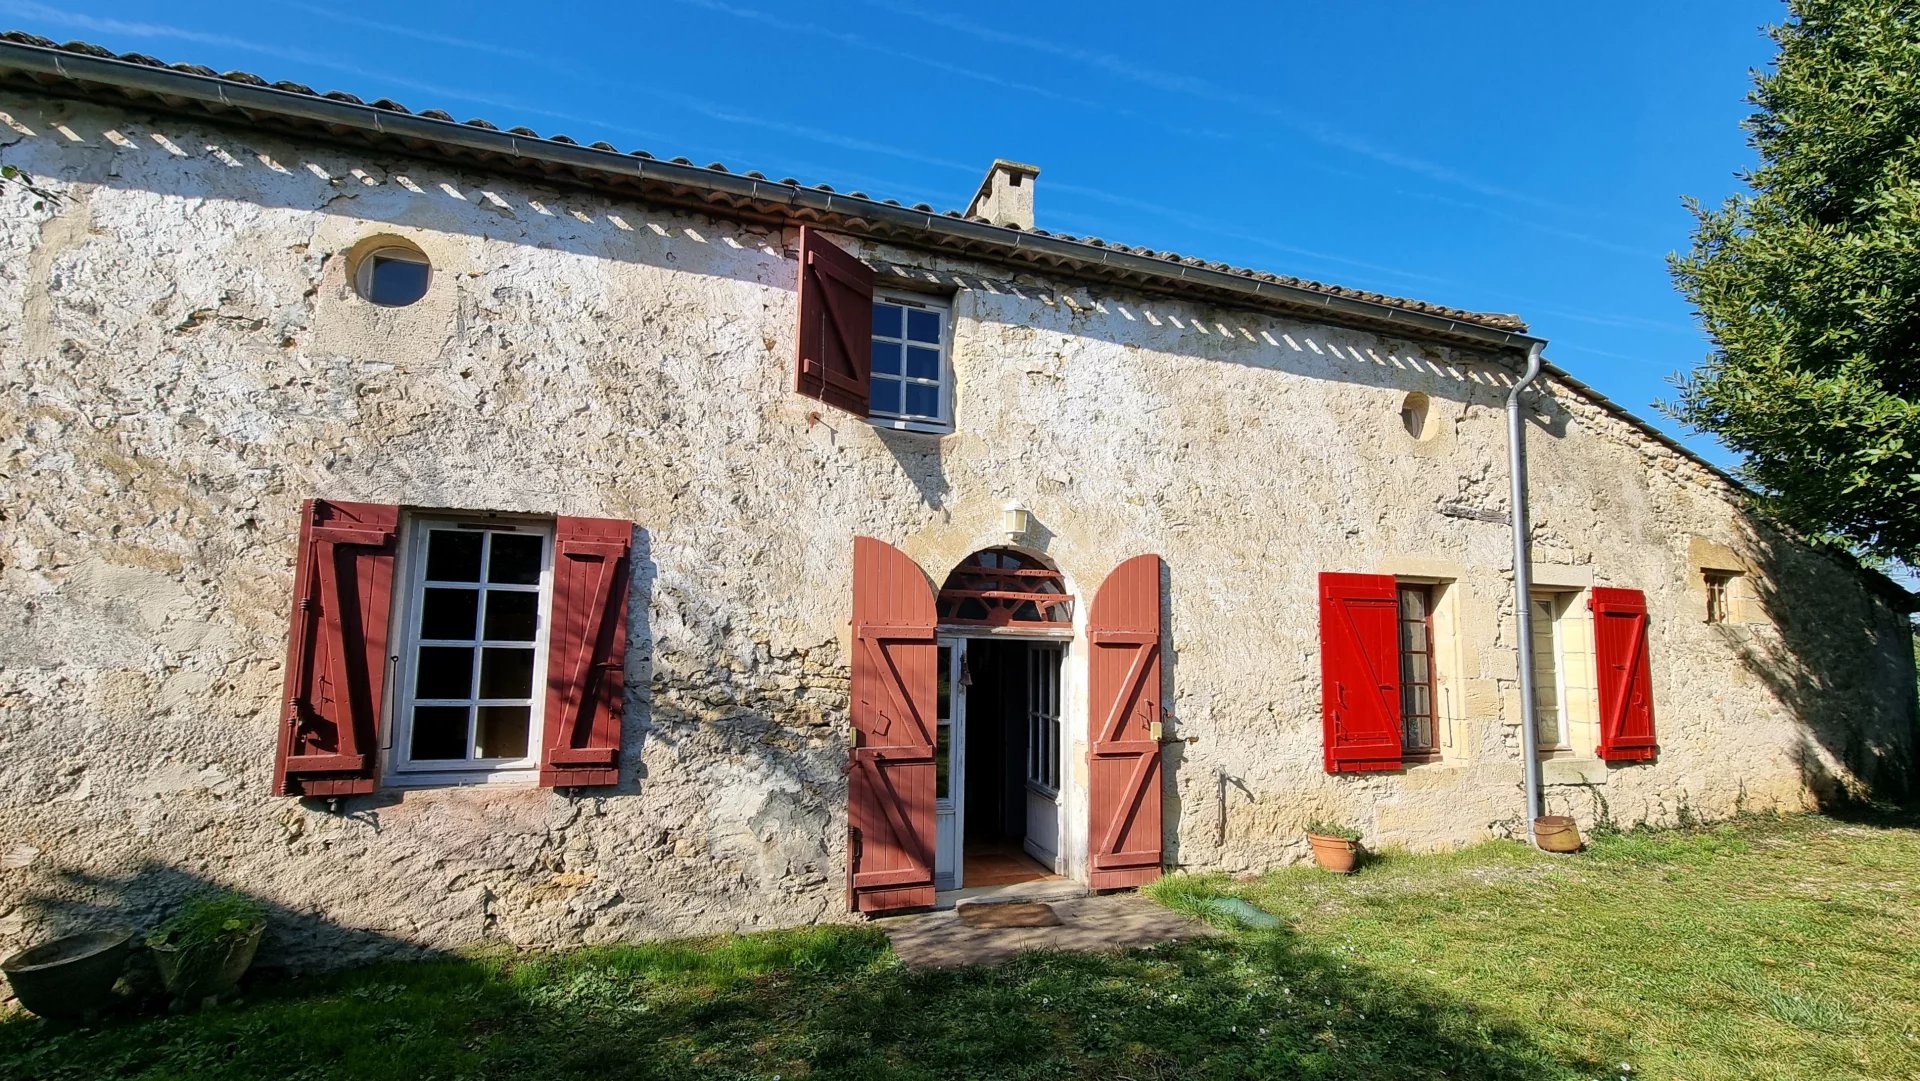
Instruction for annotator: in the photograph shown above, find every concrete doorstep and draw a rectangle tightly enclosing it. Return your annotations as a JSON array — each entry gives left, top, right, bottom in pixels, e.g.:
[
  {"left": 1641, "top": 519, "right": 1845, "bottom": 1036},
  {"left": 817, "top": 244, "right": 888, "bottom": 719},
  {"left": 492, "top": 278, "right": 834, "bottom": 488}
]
[{"left": 879, "top": 892, "right": 1213, "bottom": 969}]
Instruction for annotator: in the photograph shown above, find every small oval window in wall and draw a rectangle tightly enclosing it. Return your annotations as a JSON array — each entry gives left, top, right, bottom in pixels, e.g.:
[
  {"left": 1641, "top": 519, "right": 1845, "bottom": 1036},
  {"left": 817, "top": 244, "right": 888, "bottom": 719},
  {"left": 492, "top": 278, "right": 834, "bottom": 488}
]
[{"left": 355, "top": 245, "right": 431, "bottom": 306}]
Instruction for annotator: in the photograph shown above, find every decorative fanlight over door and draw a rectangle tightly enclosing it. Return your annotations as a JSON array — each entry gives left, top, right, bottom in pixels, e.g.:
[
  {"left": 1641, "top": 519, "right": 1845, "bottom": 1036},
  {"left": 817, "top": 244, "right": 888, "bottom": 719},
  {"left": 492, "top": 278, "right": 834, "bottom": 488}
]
[{"left": 937, "top": 548, "right": 1074, "bottom": 628}]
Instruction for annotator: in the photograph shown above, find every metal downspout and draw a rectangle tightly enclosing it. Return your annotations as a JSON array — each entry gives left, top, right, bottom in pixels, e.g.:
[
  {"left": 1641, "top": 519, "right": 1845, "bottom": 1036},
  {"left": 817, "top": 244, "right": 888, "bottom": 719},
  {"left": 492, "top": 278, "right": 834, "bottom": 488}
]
[{"left": 1509, "top": 341, "right": 1548, "bottom": 841}]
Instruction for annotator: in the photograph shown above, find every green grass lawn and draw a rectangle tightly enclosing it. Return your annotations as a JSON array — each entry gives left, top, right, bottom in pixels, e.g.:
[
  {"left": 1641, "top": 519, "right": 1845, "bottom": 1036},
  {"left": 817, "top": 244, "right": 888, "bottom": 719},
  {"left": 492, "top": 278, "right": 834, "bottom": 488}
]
[{"left": 4, "top": 812, "right": 1918, "bottom": 1080}]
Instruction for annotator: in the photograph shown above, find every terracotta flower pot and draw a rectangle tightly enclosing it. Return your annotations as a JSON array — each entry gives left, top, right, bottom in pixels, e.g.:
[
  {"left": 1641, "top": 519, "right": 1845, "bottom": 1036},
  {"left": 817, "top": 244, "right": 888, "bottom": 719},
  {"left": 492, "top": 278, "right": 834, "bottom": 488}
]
[
  {"left": 1533, "top": 815, "right": 1583, "bottom": 854},
  {"left": 1, "top": 928, "right": 132, "bottom": 1020},
  {"left": 1307, "top": 832, "right": 1360, "bottom": 874},
  {"left": 150, "top": 924, "right": 264, "bottom": 1006}
]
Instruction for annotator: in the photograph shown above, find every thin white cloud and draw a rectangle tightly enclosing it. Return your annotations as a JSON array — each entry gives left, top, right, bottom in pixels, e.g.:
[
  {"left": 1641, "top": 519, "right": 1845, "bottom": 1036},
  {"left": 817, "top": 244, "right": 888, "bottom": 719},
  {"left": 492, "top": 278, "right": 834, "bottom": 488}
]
[
  {"left": 858, "top": 0, "right": 1585, "bottom": 217},
  {"left": 1044, "top": 183, "right": 1459, "bottom": 291},
  {"left": 666, "top": 0, "right": 1113, "bottom": 113},
  {"left": 263, "top": 0, "right": 978, "bottom": 175}
]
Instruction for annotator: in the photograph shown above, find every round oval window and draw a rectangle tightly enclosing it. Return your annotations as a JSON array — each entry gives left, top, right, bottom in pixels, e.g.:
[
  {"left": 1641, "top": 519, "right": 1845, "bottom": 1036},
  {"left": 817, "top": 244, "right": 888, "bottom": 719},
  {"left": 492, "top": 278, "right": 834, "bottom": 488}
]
[{"left": 355, "top": 246, "right": 431, "bottom": 307}]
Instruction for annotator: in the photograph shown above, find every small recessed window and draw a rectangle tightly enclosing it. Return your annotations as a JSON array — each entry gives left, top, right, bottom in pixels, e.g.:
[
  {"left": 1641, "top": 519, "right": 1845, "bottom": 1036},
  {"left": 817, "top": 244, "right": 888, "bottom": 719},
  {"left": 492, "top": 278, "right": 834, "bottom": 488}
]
[
  {"left": 1401, "top": 391, "right": 1432, "bottom": 440},
  {"left": 1705, "top": 571, "right": 1734, "bottom": 624},
  {"left": 355, "top": 246, "right": 432, "bottom": 306}
]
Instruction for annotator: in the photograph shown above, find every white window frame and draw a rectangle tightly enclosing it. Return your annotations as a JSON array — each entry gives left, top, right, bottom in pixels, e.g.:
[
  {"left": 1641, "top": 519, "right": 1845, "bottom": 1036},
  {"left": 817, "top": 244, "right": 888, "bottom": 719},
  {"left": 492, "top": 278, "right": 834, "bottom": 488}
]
[
  {"left": 1026, "top": 643, "right": 1063, "bottom": 797},
  {"left": 1530, "top": 592, "right": 1571, "bottom": 753},
  {"left": 387, "top": 515, "right": 555, "bottom": 785},
  {"left": 868, "top": 292, "right": 954, "bottom": 434}
]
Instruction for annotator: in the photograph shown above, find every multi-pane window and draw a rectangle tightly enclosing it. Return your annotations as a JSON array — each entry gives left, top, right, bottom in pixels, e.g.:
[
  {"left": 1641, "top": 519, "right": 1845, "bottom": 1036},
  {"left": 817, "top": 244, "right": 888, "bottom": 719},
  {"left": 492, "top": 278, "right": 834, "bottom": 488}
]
[
  {"left": 1705, "top": 571, "right": 1733, "bottom": 624},
  {"left": 869, "top": 295, "right": 951, "bottom": 430},
  {"left": 1529, "top": 594, "right": 1567, "bottom": 750},
  {"left": 1026, "top": 645, "right": 1063, "bottom": 793},
  {"left": 394, "top": 521, "right": 552, "bottom": 773},
  {"left": 1397, "top": 584, "right": 1440, "bottom": 759}
]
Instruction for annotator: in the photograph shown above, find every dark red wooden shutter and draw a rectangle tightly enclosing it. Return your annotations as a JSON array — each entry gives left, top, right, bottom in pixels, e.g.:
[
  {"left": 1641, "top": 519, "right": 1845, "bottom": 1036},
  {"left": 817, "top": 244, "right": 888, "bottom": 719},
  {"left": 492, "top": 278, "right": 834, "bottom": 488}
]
[
  {"left": 1088, "top": 554, "right": 1167, "bottom": 890},
  {"left": 274, "top": 499, "right": 399, "bottom": 797},
  {"left": 1320, "top": 572, "right": 1404, "bottom": 773},
  {"left": 847, "top": 536, "right": 938, "bottom": 913},
  {"left": 1593, "top": 586, "right": 1658, "bottom": 762},
  {"left": 794, "top": 226, "right": 874, "bottom": 417},
  {"left": 540, "top": 516, "right": 633, "bottom": 788}
]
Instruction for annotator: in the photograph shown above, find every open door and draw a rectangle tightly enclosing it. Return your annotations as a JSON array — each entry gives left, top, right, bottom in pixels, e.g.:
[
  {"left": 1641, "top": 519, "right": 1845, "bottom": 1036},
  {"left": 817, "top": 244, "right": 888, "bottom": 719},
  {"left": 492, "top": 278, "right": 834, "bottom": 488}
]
[
  {"left": 847, "top": 537, "right": 938, "bottom": 913},
  {"left": 1087, "top": 554, "right": 1165, "bottom": 890}
]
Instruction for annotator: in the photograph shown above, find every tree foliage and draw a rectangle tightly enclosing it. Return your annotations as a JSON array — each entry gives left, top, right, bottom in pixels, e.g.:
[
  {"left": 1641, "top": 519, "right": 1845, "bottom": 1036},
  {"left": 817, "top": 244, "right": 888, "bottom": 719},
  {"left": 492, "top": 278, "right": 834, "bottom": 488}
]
[{"left": 1669, "top": 0, "right": 1920, "bottom": 566}]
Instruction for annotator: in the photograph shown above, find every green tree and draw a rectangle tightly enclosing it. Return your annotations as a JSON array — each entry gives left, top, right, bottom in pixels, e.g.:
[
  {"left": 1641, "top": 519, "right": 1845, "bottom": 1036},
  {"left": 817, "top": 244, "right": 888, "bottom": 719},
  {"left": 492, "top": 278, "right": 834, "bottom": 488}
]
[{"left": 1669, "top": 0, "right": 1920, "bottom": 567}]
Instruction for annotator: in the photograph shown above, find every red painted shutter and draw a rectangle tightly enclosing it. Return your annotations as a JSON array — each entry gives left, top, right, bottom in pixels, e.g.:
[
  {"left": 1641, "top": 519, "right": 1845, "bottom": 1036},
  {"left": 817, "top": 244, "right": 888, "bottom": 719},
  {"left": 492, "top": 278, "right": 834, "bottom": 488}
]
[
  {"left": 847, "top": 536, "right": 938, "bottom": 913},
  {"left": 1320, "top": 572, "right": 1404, "bottom": 773},
  {"left": 539, "top": 516, "right": 633, "bottom": 788},
  {"left": 1088, "top": 554, "right": 1166, "bottom": 890},
  {"left": 274, "top": 499, "right": 399, "bottom": 797},
  {"left": 794, "top": 226, "right": 874, "bottom": 417},
  {"left": 1593, "top": 586, "right": 1658, "bottom": 762}
]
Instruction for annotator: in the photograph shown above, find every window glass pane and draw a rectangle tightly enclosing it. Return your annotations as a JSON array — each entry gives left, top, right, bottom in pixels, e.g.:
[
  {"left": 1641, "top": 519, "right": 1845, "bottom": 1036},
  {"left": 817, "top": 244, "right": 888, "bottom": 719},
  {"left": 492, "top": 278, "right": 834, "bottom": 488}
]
[
  {"left": 872, "top": 302, "right": 903, "bottom": 339},
  {"left": 870, "top": 377, "right": 902, "bottom": 415},
  {"left": 937, "top": 646, "right": 951, "bottom": 722},
  {"left": 906, "top": 307, "right": 941, "bottom": 343},
  {"left": 1400, "top": 618, "right": 1425, "bottom": 653},
  {"left": 903, "top": 382, "right": 939, "bottom": 418},
  {"left": 368, "top": 256, "right": 430, "bottom": 306},
  {"left": 488, "top": 533, "right": 544, "bottom": 585},
  {"left": 1397, "top": 586, "right": 1428, "bottom": 620},
  {"left": 419, "top": 587, "right": 478, "bottom": 640},
  {"left": 1406, "top": 715, "right": 1433, "bottom": 750},
  {"left": 476, "top": 705, "right": 531, "bottom": 759},
  {"left": 905, "top": 346, "right": 940, "bottom": 381},
  {"left": 410, "top": 706, "right": 469, "bottom": 760},
  {"left": 416, "top": 646, "right": 475, "bottom": 699},
  {"left": 484, "top": 590, "right": 540, "bottom": 642},
  {"left": 1537, "top": 709, "right": 1563, "bottom": 747},
  {"left": 1409, "top": 683, "right": 1432, "bottom": 716},
  {"left": 1402, "top": 652, "right": 1430, "bottom": 685},
  {"left": 871, "top": 340, "right": 901, "bottom": 376},
  {"left": 478, "top": 647, "right": 536, "bottom": 698},
  {"left": 935, "top": 724, "right": 951, "bottom": 800},
  {"left": 426, "top": 530, "right": 483, "bottom": 582}
]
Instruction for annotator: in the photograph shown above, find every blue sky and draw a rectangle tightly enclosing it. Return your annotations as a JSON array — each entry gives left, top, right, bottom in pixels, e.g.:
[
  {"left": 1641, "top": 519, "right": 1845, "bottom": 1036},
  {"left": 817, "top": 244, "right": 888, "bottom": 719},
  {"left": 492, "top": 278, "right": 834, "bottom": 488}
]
[{"left": 4, "top": 1, "right": 1782, "bottom": 466}]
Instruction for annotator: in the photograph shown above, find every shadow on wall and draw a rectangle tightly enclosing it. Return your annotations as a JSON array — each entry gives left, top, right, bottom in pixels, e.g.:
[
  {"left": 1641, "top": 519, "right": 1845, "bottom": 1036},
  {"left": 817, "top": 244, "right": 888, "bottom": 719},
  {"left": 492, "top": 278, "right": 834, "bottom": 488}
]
[
  {"left": 1735, "top": 525, "right": 1918, "bottom": 808},
  {"left": 1, "top": 913, "right": 1599, "bottom": 1080},
  {"left": 4, "top": 99, "right": 1531, "bottom": 409},
  {"left": 15, "top": 860, "right": 440, "bottom": 983}
]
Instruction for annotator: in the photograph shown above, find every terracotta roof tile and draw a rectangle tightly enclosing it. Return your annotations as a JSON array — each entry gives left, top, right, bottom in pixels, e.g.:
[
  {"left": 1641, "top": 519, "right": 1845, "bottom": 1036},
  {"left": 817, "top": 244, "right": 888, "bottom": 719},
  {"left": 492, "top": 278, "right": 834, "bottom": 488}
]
[{"left": 0, "top": 31, "right": 1529, "bottom": 333}]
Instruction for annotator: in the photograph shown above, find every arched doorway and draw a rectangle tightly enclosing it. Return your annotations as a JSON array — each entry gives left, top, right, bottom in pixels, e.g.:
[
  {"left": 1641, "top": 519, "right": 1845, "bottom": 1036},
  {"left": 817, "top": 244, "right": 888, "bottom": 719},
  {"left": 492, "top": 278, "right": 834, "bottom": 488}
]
[
  {"left": 845, "top": 536, "right": 1165, "bottom": 912},
  {"left": 932, "top": 548, "right": 1074, "bottom": 891}
]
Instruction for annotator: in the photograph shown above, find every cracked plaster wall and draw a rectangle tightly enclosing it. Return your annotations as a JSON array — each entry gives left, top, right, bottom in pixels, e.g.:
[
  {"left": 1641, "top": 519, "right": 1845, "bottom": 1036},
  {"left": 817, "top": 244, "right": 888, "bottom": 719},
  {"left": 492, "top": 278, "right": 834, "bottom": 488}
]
[{"left": 0, "top": 96, "right": 1913, "bottom": 971}]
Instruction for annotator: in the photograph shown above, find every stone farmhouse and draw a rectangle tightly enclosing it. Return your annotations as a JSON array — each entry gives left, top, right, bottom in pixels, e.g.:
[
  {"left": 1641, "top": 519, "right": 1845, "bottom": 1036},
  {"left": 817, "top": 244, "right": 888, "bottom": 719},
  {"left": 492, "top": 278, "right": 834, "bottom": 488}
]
[{"left": 0, "top": 33, "right": 1914, "bottom": 967}]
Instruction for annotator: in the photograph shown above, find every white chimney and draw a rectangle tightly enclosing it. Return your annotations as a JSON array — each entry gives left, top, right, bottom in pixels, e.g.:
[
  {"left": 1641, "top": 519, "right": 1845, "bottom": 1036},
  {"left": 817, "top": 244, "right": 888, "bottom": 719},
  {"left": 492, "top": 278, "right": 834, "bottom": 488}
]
[{"left": 966, "top": 159, "right": 1040, "bottom": 229}]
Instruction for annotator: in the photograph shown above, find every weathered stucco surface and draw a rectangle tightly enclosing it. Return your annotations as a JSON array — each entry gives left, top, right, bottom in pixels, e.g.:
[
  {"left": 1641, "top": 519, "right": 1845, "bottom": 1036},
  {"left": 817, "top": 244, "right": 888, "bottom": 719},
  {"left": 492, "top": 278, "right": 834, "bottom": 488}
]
[{"left": 1, "top": 96, "right": 1913, "bottom": 971}]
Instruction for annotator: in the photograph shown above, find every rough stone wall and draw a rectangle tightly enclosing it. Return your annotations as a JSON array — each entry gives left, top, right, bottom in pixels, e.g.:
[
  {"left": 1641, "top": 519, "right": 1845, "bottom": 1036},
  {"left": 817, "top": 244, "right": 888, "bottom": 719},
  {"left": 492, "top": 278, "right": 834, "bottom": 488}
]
[{"left": 1, "top": 95, "right": 1913, "bottom": 970}]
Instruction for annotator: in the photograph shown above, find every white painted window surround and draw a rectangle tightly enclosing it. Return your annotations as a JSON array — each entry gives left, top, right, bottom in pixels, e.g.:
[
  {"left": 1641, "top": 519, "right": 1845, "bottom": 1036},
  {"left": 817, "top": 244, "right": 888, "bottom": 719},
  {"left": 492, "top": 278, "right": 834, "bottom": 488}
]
[{"left": 388, "top": 517, "right": 555, "bottom": 785}]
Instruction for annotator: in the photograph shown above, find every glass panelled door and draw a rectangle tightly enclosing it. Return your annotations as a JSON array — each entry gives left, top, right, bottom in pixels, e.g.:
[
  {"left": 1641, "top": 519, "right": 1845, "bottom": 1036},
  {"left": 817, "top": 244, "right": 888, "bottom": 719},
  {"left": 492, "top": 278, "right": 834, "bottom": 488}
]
[
  {"left": 1024, "top": 643, "right": 1063, "bottom": 867},
  {"left": 933, "top": 639, "right": 967, "bottom": 890}
]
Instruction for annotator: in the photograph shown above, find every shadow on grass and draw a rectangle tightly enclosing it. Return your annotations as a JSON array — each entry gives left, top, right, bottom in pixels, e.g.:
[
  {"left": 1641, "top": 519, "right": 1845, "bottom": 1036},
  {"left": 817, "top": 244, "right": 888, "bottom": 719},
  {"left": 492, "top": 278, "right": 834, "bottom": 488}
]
[{"left": 2, "top": 910, "right": 1598, "bottom": 1080}]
